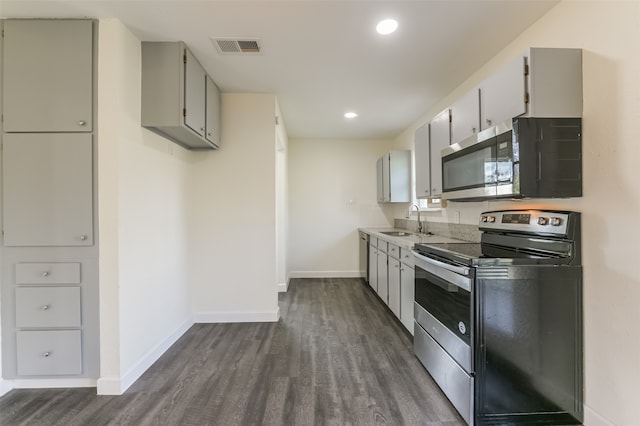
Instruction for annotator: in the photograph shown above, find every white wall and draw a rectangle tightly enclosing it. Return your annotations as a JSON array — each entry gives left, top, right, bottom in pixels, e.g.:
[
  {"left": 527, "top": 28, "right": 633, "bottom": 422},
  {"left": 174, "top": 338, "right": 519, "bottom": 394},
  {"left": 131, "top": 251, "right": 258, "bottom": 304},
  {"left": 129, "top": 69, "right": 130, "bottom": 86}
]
[
  {"left": 275, "top": 100, "right": 289, "bottom": 291},
  {"left": 188, "top": 93, "right": 279, "bottom": 321},
  {"left": 391, "top": 2, "right": 640, "bottom": 424},
  {"left": 97, "top": 19, "right": 193, "bottom": 394},
  {"left": 288, "top": 138, "right": 395, "bottom": 277}
]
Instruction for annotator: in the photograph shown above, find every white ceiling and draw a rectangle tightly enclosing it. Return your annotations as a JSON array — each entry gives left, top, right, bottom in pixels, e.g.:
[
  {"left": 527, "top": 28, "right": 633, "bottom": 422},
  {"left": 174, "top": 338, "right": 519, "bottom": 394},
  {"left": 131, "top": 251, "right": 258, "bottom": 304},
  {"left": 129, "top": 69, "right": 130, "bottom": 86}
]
[{"left": 1, "top": 1, "right": 559, "bottom": 140}]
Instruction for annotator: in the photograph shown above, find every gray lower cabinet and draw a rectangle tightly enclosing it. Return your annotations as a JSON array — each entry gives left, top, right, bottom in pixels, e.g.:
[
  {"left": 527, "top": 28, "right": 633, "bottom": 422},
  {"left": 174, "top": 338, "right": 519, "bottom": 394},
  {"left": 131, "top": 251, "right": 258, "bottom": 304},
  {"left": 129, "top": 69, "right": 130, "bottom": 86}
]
[
  {"left": 376, "top": 242, "right": 388, "bottom": 302},
  {"left": 15, "top": 287, "right": 82, "bottom": 328},
  {"left": 388, "top": 256, "right": 401, "bottom": 317},
  {"left": 2, "top": 133, "right": 93, "bottom": 247},
  {"left": 16, "top": 330, "right": 82, "bottom": 376},
  {"left": 368, "top": 242, "right": 378, "bottom": 292},
  {"left": 2, "top": 20, "right": 93, "bottom": 133},
  {"left": 400, "top": 258, "right": 415, "bottom": 335}
]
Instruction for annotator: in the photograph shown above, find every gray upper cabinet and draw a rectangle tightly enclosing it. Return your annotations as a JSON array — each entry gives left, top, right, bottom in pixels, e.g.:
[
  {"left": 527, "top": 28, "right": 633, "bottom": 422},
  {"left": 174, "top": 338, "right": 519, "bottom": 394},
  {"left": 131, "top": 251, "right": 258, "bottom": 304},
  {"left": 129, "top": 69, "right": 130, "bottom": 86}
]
[
  {"left": 414, "top": 124, "right": 430, "bottom": 199},
  {"left": 2, "top": 134, "right": 93, "bottom": 247},
  {"left": 480, "top": 54, "right": 527, "bottom": 130},
  {"left": 480, "top": 48, "right": 583, "bottom": 129},
  {"left": 205, "top": 76, "right": 221, "bottom": 147},
  {"left": 377, "top": 150, "right": 411, "bottom": 203},
  {"left": 415, "top": 108, "right": 450, "bottom": 199},
  {"left": 184, "top": 48, "right": 206, "bottom": 138},
  {"left": 141, "top": 41, "right": 220, "bottom": 150},
  {"left": 450, "top": 87, "right": 480, "bottom": 145},
  {"left": 428, "top": 109, "right": 450, "bottom": 197},
  {"left": 2, "top": 20, "right": 93, "bottom": 132}
]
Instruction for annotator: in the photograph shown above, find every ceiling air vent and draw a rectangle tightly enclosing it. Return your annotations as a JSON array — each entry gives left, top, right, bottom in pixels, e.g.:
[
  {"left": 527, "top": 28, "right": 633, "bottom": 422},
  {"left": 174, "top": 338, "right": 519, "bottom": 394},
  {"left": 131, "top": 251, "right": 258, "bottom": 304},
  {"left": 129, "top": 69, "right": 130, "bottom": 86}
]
[{"left": 212, "top": 38, "right": 262, "bottom": 54}]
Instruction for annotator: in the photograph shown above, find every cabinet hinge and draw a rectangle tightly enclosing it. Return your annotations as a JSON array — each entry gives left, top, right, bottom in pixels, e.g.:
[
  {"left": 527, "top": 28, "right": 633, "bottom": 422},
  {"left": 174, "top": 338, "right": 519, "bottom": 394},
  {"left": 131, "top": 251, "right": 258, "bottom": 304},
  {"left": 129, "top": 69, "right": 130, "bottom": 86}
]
[
  {"left": 524, "top": 63, "right": 529, "bottom": 76},
  {"left": 448, "top": 111, "right": 452, "bottom": 123},
  {"left": 275, "top": 116, "right": 279, "bottom": 125},
  {"left": 183, "top": 108, "right": 187, "bottom": 117},
  {"left": 183, "top": 53, "right": 187, "bottom": 64},
  {"left": 524, "top": 92, "right": 530, "bottom": 104}
]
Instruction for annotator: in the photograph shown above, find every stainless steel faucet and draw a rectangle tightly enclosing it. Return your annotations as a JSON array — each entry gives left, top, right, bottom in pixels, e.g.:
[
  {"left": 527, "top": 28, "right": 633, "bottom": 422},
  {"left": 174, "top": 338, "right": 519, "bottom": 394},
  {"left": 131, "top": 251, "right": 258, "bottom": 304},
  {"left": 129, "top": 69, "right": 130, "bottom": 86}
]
[{"left": 407, "top": 204, "right": 423, "bottom": 234}]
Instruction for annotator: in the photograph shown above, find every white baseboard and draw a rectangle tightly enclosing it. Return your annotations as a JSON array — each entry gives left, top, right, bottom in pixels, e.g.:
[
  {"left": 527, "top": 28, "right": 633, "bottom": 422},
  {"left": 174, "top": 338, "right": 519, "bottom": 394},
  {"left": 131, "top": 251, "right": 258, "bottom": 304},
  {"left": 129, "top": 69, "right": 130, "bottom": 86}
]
[
  {"left": 12, "top": 378, "right": 96, "bottom": 390},
  {"left": 277, "top": 281, "right": 288, "bottom": 293},
  {"left": 0, "top": 378, "right": 14, "bottom": 396},
  {"left": 288, "top": 270, "right": 362, "bottom": 279},
  {"left": 584, "top": 405, "right": 615, "bottom": 426},
  {"left": 194, "top": 308, "right": 280, "bottom": 323},
  {"left": 97, "top": 317, "right": 193, "bottom": 395}
]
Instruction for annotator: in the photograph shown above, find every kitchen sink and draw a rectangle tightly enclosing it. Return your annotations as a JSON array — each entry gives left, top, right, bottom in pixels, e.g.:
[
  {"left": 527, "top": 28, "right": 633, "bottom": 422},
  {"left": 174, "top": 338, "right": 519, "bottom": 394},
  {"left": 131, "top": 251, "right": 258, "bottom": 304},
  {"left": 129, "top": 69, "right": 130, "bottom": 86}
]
[{"left": 381, "top": 231, "right": 413, "bottom": 237}]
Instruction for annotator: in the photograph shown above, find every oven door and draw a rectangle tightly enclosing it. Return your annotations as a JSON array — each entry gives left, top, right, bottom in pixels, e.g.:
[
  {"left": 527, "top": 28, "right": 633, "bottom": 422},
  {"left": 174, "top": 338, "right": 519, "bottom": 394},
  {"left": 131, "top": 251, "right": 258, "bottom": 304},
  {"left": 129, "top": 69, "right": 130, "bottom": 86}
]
[{"left": 413, "top": 251, "right": 474, "bottom": 372}]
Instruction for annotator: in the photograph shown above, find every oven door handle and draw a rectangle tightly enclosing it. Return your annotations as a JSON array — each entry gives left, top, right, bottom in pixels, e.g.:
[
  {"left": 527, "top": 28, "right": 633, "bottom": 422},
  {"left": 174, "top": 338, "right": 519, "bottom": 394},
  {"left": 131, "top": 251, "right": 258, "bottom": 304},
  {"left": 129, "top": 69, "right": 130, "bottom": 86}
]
[{"left": 411, "top": 250, "right": 471, "bottom": 276}]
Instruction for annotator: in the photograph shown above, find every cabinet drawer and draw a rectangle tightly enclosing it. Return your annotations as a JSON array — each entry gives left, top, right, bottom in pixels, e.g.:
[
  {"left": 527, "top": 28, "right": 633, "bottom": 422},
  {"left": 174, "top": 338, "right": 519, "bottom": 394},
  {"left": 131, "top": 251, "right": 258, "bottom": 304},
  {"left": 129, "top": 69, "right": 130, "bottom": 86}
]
[
  {"left": 15, "top": 263, "right": 81, "bottom": 284},
  {"left": 400, "top": 248, "right": 415, "bottom": 267},
  {"left": 16, "top": 287, "right": 81, "bottom": 328},
  {"left": 388, "top": 243, "right": 400, "bottom": 259},
  {"left": 378, "top": 241, "right": 388, "bottom": 253},
  {"left": 16, "top": 330, "right": 82, "bottom": 376}
]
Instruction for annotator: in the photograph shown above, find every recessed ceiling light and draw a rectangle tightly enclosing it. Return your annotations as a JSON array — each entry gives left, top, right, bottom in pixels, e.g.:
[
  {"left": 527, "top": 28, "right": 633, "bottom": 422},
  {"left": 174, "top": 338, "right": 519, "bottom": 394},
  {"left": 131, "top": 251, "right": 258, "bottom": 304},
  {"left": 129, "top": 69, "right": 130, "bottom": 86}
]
[
  {"left": 376, "top": 19, "right": 398, "bottom": 35},
  {"left": 344, "top": 112, "right": 358, "bottom": 119}
]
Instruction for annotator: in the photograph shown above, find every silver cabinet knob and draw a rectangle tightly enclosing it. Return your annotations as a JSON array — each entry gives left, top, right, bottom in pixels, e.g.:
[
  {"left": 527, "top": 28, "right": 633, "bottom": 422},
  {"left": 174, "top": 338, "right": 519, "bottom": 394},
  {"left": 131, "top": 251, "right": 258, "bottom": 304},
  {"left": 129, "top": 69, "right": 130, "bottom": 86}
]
[
  {"left": 43, "top": 352, "right": 51, "bottom": 358},
  {"left": 80, "top": 235, "right": 87, "bottom": 241},
  {"left": 42, "top": 305, "right": 50, "bottom": 311},
  {"left": 78, "top": 120, "right": 86, "bottom": 126},
  {"left": 41, "top": 271, "right": 50, "bottom": 277},
  {"left": 207, "top": 132, "right": 212, "bottom": 137},
  {"left": 200, "top": 127, "right": 205, "bottom": 132},
  {"left": 486, "top": 118, "right": 492, "bottom": 126},
  {"left": 472, "top": 127, "right": 477, "bottom": 133}
]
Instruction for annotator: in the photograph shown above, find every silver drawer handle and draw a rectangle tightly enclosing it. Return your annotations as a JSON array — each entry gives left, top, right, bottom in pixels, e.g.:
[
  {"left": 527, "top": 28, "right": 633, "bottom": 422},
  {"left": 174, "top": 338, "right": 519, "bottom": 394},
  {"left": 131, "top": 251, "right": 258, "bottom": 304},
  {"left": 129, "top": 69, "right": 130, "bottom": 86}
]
[
  {"left": 43, "top": 352, "right": 51, "bottom": 358},
  {"left": 80, "top": 235, "right": 87, "bottom": 241},
  {"left": 41, "top": 271, "right": 50, "bottom": 277},
  {"left": 42, "top": 305, "right": 50, "bottom": 311}
]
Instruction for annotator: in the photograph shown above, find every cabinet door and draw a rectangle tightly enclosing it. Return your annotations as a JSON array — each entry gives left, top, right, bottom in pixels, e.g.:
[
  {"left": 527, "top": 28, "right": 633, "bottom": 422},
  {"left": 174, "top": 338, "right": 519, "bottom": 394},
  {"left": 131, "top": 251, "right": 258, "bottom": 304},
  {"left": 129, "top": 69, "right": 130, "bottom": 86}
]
[
  {"left": 368, "top": 245, "right": 378, "bottom": 292},
  {"left": 205, "top": 76, "right": 221, "bottom": 147},
  {"left": 400, "top": 265, "right": 415, "bottom": 335},
  {"left": 414, "top": 124, "right": 430, "bottom": 198},
  {"left": 382, "top": 154, "right": 391, "bottom": 202},
  {"left": 2, "top": 20, "right": 93, "bottom": 132},
  {"left": 388, "top": 257, "right": 401, "bottom": 318},
  {"left": 451, "top": 88, "right": 480, "bottom": 145},
  {"left": 183, "top": 48, "right": 206, "bottom": 137},
  {"left": 376, "top": 157, "right": 384, "bottom": 203},
  {"left": 16, "top": 330, "right": 82, "bottom": 376},
  {"left": 480, "top": 54, "right": 526, "bottom": 130},
  {"left": 376, "top": 252, "right": 388, "bottom": 302},
  {"left": 429, "top": 109, "right": 451, "bottom": 196},
  {"left": 2, "top": 134, "right": 93, "bottom": 246}
]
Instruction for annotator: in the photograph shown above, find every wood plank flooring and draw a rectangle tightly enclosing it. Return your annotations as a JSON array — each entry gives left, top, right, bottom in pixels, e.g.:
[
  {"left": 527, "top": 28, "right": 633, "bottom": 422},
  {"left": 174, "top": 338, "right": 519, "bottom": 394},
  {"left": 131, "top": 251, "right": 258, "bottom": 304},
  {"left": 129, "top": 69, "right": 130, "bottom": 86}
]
[{"left": 0, "top": 278, "right": 464, "bottom": 425}]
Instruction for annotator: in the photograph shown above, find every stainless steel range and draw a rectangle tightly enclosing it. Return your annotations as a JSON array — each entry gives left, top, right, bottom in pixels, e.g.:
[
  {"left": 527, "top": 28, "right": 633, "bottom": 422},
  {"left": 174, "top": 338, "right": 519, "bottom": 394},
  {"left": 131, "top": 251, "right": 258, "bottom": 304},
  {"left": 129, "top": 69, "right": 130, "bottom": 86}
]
[{"left": 412, "top": 209, "right": 582, "bottom": 425}]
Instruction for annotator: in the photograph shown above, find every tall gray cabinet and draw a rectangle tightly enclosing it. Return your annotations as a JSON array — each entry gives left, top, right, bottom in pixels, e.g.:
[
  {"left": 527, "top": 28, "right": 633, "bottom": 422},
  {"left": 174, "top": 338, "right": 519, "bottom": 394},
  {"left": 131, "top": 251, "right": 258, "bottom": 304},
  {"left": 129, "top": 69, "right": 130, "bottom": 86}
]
[{"left": 1, "top": 19, "right": 99, "bottom": 382}]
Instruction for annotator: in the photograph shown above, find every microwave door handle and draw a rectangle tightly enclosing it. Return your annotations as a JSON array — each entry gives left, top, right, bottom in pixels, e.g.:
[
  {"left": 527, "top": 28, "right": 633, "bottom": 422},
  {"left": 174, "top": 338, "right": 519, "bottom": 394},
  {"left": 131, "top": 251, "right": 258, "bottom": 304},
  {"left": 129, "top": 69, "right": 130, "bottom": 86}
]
[{"left": 411, "top": 250, "right": 471, "bottom": 276}]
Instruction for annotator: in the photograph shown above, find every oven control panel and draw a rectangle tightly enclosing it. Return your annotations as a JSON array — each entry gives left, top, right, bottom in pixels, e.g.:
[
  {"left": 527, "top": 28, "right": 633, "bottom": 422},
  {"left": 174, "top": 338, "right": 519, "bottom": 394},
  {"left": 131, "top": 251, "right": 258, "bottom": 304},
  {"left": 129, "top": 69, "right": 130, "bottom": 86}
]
[{"left": 479, "top": 210, "right": 571, "bottom": 235}]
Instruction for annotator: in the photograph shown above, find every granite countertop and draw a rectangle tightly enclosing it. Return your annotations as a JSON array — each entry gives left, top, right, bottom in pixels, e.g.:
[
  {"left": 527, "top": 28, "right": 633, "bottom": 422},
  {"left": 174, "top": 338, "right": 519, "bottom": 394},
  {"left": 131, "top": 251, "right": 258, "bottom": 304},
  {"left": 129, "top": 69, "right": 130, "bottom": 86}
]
[{"left": 359, "top": 227, "right": 468, "bottom": 250}]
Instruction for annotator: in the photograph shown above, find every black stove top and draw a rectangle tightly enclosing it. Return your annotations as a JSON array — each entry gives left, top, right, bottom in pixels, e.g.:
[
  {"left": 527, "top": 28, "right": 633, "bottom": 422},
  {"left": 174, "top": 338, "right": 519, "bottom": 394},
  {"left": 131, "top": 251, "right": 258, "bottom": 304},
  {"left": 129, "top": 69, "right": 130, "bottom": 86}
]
[{"left": 413, "top": 209, "right": 581, "bottom": 267}]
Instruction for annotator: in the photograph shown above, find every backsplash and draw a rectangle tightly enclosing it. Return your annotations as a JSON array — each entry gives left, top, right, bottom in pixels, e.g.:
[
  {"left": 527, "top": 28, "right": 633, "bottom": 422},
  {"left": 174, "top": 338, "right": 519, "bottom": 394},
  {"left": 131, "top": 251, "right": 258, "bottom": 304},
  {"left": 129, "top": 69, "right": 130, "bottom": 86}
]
[{"left": 394, "top": 218, "right": 481, "bottom": 243}]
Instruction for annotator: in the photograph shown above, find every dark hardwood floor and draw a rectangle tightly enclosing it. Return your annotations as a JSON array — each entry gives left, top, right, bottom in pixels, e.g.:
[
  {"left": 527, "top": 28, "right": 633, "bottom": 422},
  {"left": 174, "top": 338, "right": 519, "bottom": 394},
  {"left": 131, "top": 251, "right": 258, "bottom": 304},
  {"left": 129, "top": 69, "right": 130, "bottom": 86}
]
[{"left": 0, "top": 278, "right": 463, "bottom": 425}]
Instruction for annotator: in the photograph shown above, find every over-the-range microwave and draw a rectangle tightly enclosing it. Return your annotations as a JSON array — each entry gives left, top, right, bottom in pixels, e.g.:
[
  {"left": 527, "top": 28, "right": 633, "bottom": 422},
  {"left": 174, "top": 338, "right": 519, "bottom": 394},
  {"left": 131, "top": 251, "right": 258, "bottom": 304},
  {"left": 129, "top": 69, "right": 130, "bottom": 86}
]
[{"left": 441, "top": 117, "right": 582, "bottom": 201}]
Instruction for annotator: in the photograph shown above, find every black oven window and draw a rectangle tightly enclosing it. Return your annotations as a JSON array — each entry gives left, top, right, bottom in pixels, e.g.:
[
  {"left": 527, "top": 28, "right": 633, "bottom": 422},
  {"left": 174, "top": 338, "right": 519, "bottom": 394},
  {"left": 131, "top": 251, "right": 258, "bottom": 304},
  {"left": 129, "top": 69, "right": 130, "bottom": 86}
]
[{"left": 415, "top": 267, "right": 471, "bottom": 345}]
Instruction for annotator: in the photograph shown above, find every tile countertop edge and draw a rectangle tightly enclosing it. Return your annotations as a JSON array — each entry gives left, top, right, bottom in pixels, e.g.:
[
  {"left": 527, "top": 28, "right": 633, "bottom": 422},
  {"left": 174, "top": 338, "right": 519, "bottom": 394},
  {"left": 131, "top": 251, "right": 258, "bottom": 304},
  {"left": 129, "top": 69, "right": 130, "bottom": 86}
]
[{"left": 359, "top": 227, "right": 469, "bottom": 250}]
